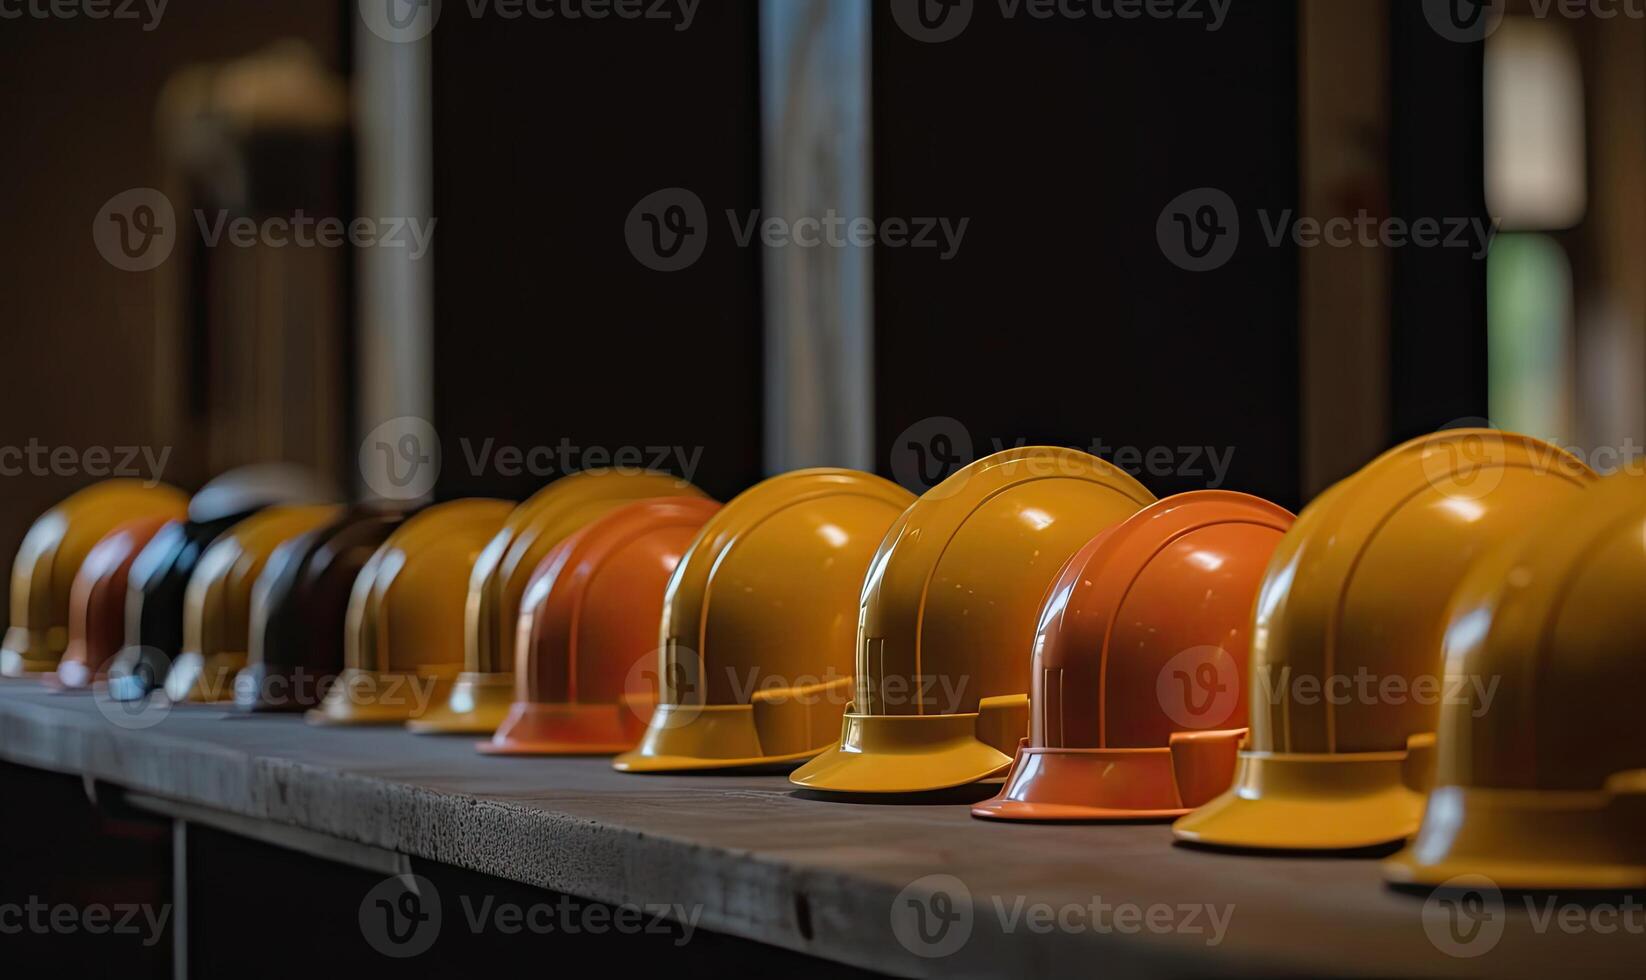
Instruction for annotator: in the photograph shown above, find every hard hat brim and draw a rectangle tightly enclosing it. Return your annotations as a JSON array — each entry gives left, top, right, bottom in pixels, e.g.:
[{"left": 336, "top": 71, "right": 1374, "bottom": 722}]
[
  {"left": 477, "top": 701, "right": 649, "bottom": 757},
  {"left": 1384, "top": 785, "right": 1646, "bottom": 890},
  {"left": 162, "top": 652, "right": 243, "bottom": 704},
  {"left": 1, "top": 631, "right": 60, "bottom": 676},
  {"left": 611, "top": 747, "right": 819, "bottom": 773},
  {"left": 1172, "top": 750, "right": 1427, "bottom": 851},
  {"left": 232, "top": 662, "right": 328, "bottom": 713},
  {"left": 404, "top": 672, "right": 514, "bottom": 735},
  {"left": 973, "top": 799, "right": 1190, "bottom": 821},
  {"left": 304, "top": 668, "right": 454, "bottom": 726},
  {"left": 103, "top": 646, "right": 169, "bottom": 702},
  {"left": 612, "top": 702, "right": 830, "bottom": 773},
  {"left": 789, "top": 710, "right": 1017, "bottom": 794},
  {"left": 971, "top": 746, "right": 1201, "bottom": 822}
]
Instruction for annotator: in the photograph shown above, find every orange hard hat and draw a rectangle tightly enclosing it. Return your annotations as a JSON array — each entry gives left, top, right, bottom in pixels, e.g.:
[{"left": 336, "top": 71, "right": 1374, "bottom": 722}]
[
  {"left": 411, "top": 469, "right": 706, "bottom": 735},
  {"left": 973, "top": 491, "right": 1294, "bottom": 821},
  {"left": 792, "top": 447, "right": 1156, "bottom": 794},
  {"left": 480, "top": 497, "right": 721, "bottom": 756},
  {"left": 1386, "top": 471, "right": 1646, "bottom": 889},
  {"left": 53, "top": 516, "right": 175, "bottom": 690},
  {"left": 613, "top": 469, "right": 914, "bottom": 772},
  {"left": 1174, "top": 429, "right": 1596, "bottom": 851}
]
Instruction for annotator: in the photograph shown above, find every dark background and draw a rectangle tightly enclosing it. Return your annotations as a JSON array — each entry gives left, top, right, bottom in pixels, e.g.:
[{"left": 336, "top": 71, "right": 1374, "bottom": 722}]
[{"left": 0, "top": 0, "right": 1496, "bottom": 590}]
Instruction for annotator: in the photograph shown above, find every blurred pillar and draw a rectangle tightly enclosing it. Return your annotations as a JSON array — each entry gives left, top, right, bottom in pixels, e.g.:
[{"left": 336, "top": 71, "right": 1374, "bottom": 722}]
[
  {"left": 355, "top": 7, "right": 435, "bottom": 499},
  {"left": 759, "top": 0, "right": 874, "bottom": 473},
  {"left": 1574, "top": 16, "right": 1646, "bottom": 461},
  {"left": 1299, "top": 0, "right": 1390, "bottom": 496}
]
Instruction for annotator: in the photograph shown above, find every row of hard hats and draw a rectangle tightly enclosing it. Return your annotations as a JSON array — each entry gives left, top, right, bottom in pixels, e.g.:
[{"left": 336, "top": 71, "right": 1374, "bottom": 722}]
[{"left": 4, "top": 432, "right": 1640, "bottom": 891}]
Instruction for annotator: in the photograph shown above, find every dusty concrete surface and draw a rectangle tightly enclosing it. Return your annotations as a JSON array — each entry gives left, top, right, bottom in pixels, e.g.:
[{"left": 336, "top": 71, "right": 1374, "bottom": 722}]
[{"left": 0, "top": 679, "right": 1633, "bottom": 979}]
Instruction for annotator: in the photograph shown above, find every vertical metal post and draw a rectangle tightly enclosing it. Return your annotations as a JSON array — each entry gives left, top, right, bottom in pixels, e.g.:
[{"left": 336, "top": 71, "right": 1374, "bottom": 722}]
[
  {"left": 1299, "top": 0, "right": 1391, "bottom": 496},
  {"left": 355, "top": 7, "right": 436, "bottom": 498},
  {"left": 171, "top": 819, "right": 189, "bottom": 980},
  {"left": 759, "top": 0, "right": 875, "bottom": 473}
]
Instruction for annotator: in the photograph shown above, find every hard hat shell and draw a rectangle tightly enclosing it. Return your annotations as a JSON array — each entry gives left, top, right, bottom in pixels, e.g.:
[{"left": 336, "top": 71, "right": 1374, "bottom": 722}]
[
  {"left": 106, "top": 517, "right": 244, "bottom": 701},
  {"left": 186, "top": 463, "right": 338, "bottom": 523},
  {"left": 612, "top": 469, "right": 914, "bottom": 773},
  {"left": 106, "top": 464, "right": 336, "bottom": 701},
  {"left": 1385, "top": 472, "right": 1646, "bottom": 889},
  {"left": 53, "top": 516, "right": 176, "bottom": 690},
  {"left": 234, "top": 506, "right": 411, "bottom": 712},
  {"left": 480, "top": 496, "right": 722, "bottom": 756},
  {"left": 306, "top": 499, "right": 511, "bottom": 726},
  {"left": 791, "top": 447, "right": 1156, "bottom": 795},
  {"left": 2, "top": 480, "right": 189, "bottom": 676},
  {"left": 412, "top": 470, "right": 706, "bottom": 735},
  {"left": 974, "top": 491, "right": 1294, "bottom": 821},
  {"left": 1173, "top": 429, "right": 1596, "bottom": 851},
  {"left": 163, "top": 505, "right": 342, "bottom": 703}
]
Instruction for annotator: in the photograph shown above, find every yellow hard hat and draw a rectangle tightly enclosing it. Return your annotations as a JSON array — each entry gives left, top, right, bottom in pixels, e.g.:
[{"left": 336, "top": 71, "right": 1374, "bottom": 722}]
[
  {"left": 409, "top": 470, "right": 705, "bottom": 735},
  {"left": 306, "top": 499, "right": 511, "bottom": 726},
  {"left": 1174, "top": 429, "right": 1596, "bottom": 851},
  {"left": 612, "top": 469, "right": 913, "bottom": 773},
  {"left": 163, "top": 505, "right": 341, "bottom": 703},
  {"left": 791, "top": 447, "right": 1155, "bottom": 794},
  {"left": 2, "top": 480, "right": 188, "bottom": 676},
  {"left": 1385, "top": 471, "right": 1646, "bottom": 889}
]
